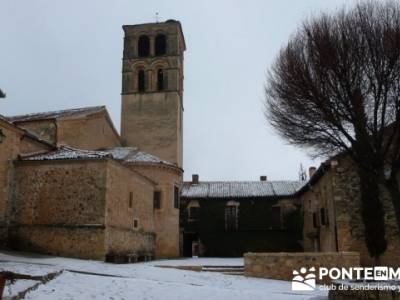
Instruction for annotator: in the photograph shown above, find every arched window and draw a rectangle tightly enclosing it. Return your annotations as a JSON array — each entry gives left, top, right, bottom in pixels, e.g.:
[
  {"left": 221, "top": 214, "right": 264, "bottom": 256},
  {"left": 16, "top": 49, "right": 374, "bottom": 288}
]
[
  {"left": 225, "top": 201, "right": 239, "bottom": 231},
  {"left": 155, "top": 34, "right": 167, "bottom": 55},
  {"left": 138, "top": 70, "right": 145, "bottom": 92},
  {"left": 138, "top": 35, "right": 150, "bottom": 57},
  {"left": 157, "top": 69, "right": 165, "bottom": 91}
]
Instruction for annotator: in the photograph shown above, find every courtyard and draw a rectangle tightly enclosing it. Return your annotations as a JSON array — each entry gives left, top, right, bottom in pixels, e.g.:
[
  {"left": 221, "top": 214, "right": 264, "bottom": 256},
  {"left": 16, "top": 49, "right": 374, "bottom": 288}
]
[{"left": 0, "top": 251, "right": 327, "bottom": 300}]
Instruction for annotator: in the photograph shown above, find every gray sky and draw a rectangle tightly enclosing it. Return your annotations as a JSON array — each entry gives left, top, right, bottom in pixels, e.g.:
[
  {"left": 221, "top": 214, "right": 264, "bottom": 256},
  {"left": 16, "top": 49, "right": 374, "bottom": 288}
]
[{"left": 0, "top": 0, "right": 355, "bottom": 181}]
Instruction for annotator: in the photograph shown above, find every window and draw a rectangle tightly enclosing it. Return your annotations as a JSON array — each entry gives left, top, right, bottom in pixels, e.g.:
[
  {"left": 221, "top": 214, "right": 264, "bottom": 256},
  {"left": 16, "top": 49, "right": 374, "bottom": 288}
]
[
  {"left": 129, "top": 192, "right": 133, "bottom": 208},
  {"left": 187, "top": 200, "right": 200, "bottom": 222},
  {"left": 138, "top": 35, "right": 150, "bottom": 57},
  {"left": 133, "top": 218, "right": 139, "bottom": 229},
  {"left": 157, "top": 69, "right": 165, "bottom": 91},
  {"left": 320, "top": 208, "right": 329, "bottom": 225},
  {"left": 155, "top": 34, "right": 167, "bottom": 55},
  {"left": 0, "top": 129, "right": 5, "bottom": 143},
  {"left": 138, "top": 70, "right": 145, "bottom": 92},
  {"left": 312, "top": 212, "right": 320, "bottom": 228},
  {"left": 154, "top": 191, "right": 161, "bottom": 209},
  {"left": 225, "top": 201, "right": 239, "bottom": 231},
  {"left": 174, "top": 186, "right": 180, "bottom": 209}
]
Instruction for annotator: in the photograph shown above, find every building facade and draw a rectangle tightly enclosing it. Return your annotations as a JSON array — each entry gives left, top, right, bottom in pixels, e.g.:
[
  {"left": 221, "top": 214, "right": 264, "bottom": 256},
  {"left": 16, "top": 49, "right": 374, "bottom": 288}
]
[
  {"left": 300, "top": 157, "right": 400, "bottom": 267},
  {"left": 180, "top": 175, "right": 304, "bottom": 257}
]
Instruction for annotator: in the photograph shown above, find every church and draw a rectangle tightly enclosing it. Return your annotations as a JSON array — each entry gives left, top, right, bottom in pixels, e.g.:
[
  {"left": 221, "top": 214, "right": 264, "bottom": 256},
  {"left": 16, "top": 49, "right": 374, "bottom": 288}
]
[{"left": 0, "top": 20, "right": 185, "bottom": 261}]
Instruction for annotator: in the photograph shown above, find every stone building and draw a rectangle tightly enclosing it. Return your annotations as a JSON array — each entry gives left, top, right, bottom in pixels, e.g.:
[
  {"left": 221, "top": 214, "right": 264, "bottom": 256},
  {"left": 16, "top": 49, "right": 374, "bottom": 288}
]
[
  {"left": 0, "top": 20, "right": 184, "bottom": 260},
  {"left": 300, "top": 156, "right": 400, "bottom": 267},
  {"left": 180, "top": 175, "right": 304, "bottom": 257}
]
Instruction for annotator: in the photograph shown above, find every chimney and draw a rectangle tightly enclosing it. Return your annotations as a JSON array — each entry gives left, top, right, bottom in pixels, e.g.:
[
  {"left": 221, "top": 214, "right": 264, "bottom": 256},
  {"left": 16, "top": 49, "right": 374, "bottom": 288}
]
[
  {"left": 260, "top": 175, "right": 267, "bottom": 182},
  {"left": 192, "top": 174, "right": 199, "bottom": 184},
  {"left": 309, "top": 167, "right": 317, "bottom": 178}
]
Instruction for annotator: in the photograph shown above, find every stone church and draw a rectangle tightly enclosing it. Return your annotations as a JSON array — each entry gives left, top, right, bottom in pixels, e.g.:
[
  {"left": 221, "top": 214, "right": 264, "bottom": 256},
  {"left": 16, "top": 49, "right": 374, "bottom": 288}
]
[{"left": 0, "top": 20, "right": 185, "bottom": 261}]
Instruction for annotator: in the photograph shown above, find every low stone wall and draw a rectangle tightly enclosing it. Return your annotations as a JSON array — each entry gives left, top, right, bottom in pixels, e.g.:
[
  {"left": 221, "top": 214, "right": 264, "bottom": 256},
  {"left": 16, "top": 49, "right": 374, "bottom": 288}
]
[
  {"left": 105, "top": 226, "right": 155, "bottom": 257},
  {"left": 244, "top": 252, "right": 360, "bottom": 283}
]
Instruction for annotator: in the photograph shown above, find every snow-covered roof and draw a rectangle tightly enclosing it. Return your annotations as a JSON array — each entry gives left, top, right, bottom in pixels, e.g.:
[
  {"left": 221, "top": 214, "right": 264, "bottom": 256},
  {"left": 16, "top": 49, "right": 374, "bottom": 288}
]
[
  {"left": 22, "top": 146, "right": 112, "bottom": 161},
  {"left": 101, "top": 147, "right": 177, "bottom": 167},
  {"left": 181, "top": 181, "right": 305, "bottom": 199},
  {"left": 21, "top": 146, "right": 177, "bottom": 168},
  {"left": 8, "top": 106, "right": 106, "bottom": 122}
]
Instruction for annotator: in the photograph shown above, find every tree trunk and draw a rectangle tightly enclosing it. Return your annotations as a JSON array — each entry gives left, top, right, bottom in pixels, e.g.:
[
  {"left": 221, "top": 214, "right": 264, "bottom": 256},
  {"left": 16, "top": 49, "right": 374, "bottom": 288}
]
[{"left": 358, "top": 168, "right": 387, "bottom": 262}]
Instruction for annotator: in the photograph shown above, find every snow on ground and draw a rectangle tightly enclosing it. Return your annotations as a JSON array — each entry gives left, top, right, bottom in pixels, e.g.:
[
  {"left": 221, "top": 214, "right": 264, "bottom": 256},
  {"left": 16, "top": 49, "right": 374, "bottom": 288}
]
[
  {"left": 0, "top": 251, "right": 328, "bottom": 300},
  {"left": 150, "top": 257, "right": 244, "bottom": 266}
]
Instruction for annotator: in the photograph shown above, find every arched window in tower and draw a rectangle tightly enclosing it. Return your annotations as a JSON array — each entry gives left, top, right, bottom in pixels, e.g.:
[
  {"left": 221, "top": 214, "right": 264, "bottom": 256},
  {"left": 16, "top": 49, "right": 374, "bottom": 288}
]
[
  {"left": 155, "top": 34, "right": 167, "bottom": 55},
  {"left": 157, "top": 69, "right": 165, "bottom": 91},
  {"left": 138, "top": 35, "right": 150, "bottom": 57},
  {"left": 138, "top": 70, "right": 145, "bottom": 92}
]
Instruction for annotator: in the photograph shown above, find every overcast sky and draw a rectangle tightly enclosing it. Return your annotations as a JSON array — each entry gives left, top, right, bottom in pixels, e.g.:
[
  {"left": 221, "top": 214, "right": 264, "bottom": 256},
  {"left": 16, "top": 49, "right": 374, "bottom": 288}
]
[{"left": 0, "top": 0, "right": 355, "bottom": 181}]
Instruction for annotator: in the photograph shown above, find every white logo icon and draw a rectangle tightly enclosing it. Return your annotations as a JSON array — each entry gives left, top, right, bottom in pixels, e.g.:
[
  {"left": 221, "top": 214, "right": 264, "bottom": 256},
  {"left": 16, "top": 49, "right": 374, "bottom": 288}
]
[
  {"left": 374, "top": 267, "right": 388, "bottom": 281},
  {"left": 292, "top": 267, "right": 316, "bottom": 291}
]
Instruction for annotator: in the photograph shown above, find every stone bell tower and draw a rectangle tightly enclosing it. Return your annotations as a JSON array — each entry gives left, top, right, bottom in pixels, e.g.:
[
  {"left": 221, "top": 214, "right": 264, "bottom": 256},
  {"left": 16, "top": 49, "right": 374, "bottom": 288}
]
[{"left": 121, "top": 20, "right": 185, "bottom": 168}]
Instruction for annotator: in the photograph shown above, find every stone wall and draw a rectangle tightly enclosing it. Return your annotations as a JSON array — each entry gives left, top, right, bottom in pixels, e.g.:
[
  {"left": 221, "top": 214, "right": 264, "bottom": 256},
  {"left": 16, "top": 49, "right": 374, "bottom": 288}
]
[
  {"left": 14, "top": 119, "right": 57, "bottom": 145},
  {"left": 105, "top": 227, "right": 155, "bottom": 257},
  {"left": 57, "top": 114, "right": 121, "bottom": 150},
  {"left": 302, "top": 167, "right": 338, "bottom": 252},
  {"left": 129, "top": 164, "right": 182, "bottom": 258},
  {"left": 10, "top": 160, "right": 108, "bottom": 258},
  {"left": 333, "top": 157, "right": 400, "bottom": 267},
  {"left": 121, "top": 92, "right": 183, "bottom": 167},
  {"left": 0, "top": 121, "right": 51, "bottom": 246},
  {"left": 13, "top": 160, "right": 107, "bottom": 226},
  {"left": 104, "top": 160, "right": 156, "bottom": 256},
  {"left": 244, "top": 252, "right": 360, "bottom": 283},
  {"left": 9, "top": 225, "right": 105, "bottom": 260}
]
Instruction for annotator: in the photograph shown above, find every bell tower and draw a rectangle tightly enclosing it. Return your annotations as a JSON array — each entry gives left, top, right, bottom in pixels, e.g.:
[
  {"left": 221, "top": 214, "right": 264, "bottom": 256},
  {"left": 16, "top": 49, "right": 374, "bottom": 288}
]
[{"left": 121, "top": 20, "right": 185, "bottom": 168}]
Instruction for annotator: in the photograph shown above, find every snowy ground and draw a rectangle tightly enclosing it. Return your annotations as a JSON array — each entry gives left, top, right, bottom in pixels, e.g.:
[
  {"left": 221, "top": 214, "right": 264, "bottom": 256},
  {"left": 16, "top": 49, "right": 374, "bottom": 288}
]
[{"left": 0, "top": 251, "right": 328, "bottom": 300}]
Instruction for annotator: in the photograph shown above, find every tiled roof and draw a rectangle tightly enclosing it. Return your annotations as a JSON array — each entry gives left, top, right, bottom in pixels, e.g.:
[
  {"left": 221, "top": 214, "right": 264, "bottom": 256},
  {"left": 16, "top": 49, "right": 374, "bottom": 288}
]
[
  {"left": 22, "top": 146, "right": 112, "bottom": 161},
  {"left": 8, "top": 106, "right": 106, "bottom": 122},
  {"left": 101, "top": 147, "right": 177, "bottom": 167},
  {"left": 21, "top": 146, "right": 177, "bottom": 168},
  {"left": 181, "top": 181, "right": 305, "bottom": 199}
]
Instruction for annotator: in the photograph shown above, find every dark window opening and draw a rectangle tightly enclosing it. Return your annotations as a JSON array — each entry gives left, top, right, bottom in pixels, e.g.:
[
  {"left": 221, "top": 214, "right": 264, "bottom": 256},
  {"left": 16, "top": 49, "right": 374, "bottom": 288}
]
[
  {"left": 320, "top": 208, "right": 328, "bottom": 225},
  {"left": 0, "top": 129, "right": 5, "bottom": 143},
  {"left": 174, "top": 186, "right": 180, "bottom": 209},
  {"left": 189, "top": 206, "right": 200, "bottom": 221},
  {"left": 138, "top": 35, "right": 150, "bottom": 57},
  {"left": 138, "top": 70, "right": 145, "bottom": 92},
  {"left": 225, "top": 205, "right": 238, "bottom": 231},
  {"left": 154, "top": 191, "right": 161, "bottom": 209},
  {"left": 271, "top": 206, "right": 281, "bottom": 228},
  {"left": 157, "top": 69, "right": 164, "bottom": 91},
  {"left": 129, "top": 192, "right": 133, "bottom": 208},
  {"left": 133, "top": 219, "right": 138, "bottom": 229},
  {"left": 313, "top": 212, "right": 320, "bottom": 228},
  {"left": 155, "top": 34, "right": 167, "bottom": 55}
]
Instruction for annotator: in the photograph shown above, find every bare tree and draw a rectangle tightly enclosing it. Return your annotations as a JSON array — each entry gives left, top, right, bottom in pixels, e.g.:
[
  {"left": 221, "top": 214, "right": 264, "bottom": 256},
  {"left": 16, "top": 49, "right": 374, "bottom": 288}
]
[{"left": 265, "top": 1, "right": 400, "bottom": 261}]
